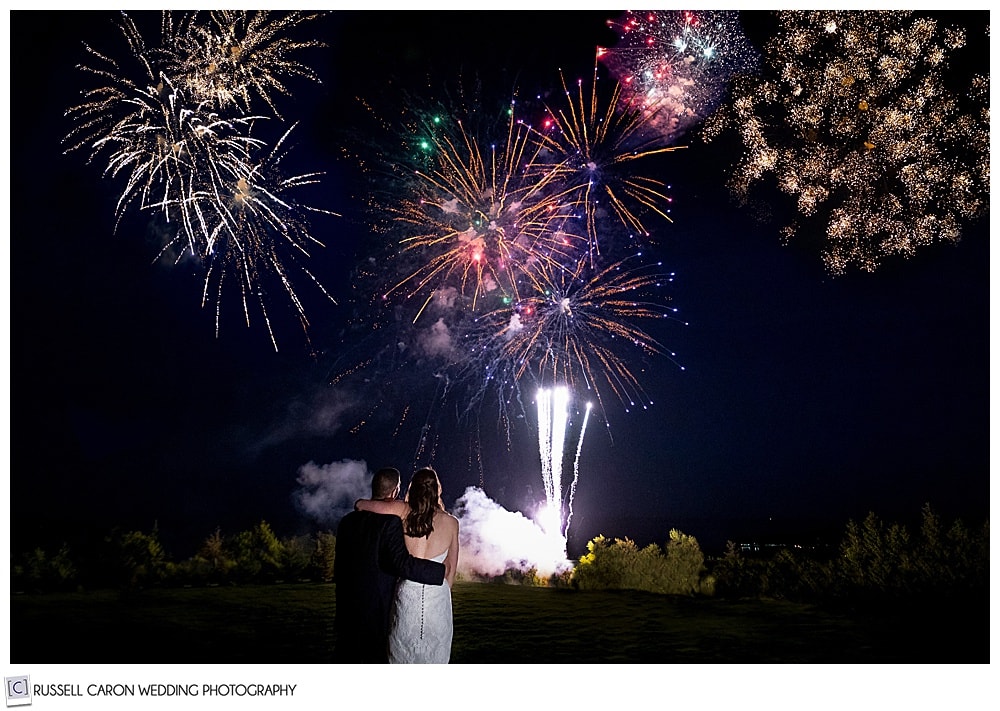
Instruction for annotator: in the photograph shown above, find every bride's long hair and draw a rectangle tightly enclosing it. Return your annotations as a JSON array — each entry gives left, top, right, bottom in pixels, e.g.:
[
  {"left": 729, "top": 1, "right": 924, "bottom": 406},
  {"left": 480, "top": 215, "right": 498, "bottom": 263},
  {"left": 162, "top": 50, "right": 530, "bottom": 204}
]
[{"left": 404, "top": 467, "right": 441, "bottom": 538}]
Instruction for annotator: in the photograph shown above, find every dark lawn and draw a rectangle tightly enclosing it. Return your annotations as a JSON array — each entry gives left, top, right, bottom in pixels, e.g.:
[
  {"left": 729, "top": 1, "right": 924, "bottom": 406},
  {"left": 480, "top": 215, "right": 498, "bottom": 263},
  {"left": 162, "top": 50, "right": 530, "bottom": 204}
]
[{"left": 10, "top": 581, "right": 987, "bottom": 663}]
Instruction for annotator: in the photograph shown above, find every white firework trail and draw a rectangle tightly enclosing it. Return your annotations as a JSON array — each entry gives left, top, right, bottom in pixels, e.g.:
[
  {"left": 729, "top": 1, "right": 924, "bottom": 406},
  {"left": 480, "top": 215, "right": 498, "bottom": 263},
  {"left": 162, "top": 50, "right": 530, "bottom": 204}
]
[
  {"left": 535, "top": 386, "right": 591, "bottom": 546},
  {"left": 565, "top": 400, "right": 593, "bottom": 535}
]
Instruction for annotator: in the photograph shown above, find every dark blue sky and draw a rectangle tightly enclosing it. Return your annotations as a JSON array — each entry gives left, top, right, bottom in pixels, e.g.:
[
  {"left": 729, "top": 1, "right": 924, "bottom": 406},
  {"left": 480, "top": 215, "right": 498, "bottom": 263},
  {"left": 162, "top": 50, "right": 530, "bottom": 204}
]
[{"left": 10, "top": 10, "right": 990, "bottom": 558}]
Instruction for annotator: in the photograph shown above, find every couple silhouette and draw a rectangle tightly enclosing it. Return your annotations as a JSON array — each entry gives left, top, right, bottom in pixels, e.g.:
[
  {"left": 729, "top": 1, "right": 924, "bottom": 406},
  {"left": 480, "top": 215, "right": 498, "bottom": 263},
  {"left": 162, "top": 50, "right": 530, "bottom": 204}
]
[{"left": 333, "top": 466, "right": 459, "bottom": 663}]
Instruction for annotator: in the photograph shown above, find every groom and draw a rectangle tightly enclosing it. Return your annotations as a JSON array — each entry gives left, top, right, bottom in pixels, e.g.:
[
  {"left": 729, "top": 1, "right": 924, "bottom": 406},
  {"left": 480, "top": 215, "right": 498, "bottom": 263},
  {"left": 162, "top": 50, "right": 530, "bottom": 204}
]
[{"left": 334, "top": 467, "right": 445, "bottom": 663}]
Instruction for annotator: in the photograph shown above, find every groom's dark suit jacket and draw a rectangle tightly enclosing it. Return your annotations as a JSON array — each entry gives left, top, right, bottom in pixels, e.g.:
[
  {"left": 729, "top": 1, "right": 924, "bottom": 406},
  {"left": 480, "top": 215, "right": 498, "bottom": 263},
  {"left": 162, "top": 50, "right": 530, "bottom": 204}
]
[{"left": 334, "top": 510, "right": 445, "bottom": 663}]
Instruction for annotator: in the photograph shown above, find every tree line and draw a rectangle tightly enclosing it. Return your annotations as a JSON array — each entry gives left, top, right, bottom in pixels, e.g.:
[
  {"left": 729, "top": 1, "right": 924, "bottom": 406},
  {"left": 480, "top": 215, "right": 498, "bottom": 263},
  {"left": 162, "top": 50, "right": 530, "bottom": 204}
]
[
  {"left": 575, "top": 504, "right": 988, "bottom": 608},
  {"left": 11, "top": 505, "right": 988, "bottom": 608}
]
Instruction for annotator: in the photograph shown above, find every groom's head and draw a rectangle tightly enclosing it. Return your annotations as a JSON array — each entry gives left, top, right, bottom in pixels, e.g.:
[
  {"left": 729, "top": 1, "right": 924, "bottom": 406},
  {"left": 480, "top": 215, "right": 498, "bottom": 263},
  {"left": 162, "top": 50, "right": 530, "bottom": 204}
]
[{"left": 372, "top": 467, "right": 401, "bottom": 500}]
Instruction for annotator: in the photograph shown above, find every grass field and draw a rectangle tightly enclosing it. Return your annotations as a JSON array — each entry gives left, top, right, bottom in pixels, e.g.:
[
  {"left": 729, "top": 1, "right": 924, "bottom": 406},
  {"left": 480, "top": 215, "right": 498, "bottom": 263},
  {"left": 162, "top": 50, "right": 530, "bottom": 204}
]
[{"left": 10, "top": 581, "right": 987, "bottom": 663}]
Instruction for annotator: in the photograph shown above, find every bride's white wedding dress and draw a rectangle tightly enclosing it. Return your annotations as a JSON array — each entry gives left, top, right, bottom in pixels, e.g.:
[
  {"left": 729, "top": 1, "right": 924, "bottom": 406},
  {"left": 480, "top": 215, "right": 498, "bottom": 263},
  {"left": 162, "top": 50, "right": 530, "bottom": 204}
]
[{"left": 388, "top": 549, "right": 452, "bottom": 664}]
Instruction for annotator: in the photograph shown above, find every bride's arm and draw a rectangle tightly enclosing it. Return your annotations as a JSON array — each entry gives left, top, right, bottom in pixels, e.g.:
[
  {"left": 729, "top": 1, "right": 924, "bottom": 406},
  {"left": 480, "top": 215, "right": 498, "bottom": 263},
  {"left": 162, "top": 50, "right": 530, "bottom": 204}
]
[{"left": 443, "top": 514, "right": 460, "bottom": 587}]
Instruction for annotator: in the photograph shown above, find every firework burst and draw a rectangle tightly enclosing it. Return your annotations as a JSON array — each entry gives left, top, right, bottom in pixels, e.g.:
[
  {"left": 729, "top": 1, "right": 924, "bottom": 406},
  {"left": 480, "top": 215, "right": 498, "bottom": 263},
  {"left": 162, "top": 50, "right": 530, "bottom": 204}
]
[
  {"left": 461, "top": 253, "right": 685, "bottom": 429},
  {"left": 156, "top": 124, "right": 339, "bottom": 348},
  {"left": 366, "top": 67, "right": 684, "bottom": 323},
  {"left": 71, "top": 70, "right": 268, "bottom": 252},
  {"left": 600, "top": 10, "right": 760, "bottom": 143},
  {"left": 64, "top": 11, "right": 336, "bottom": 348},
  {"left": 159, "top": 10, "right": 325, "bottom": 117},
  {"left": 380, "top": 104, "right": 583, "bottom": 316},
  {"left": 529, "top": 64, "right": 684, "bottom": 251},
  {"left": 700, "top": 10, "right": 989, "bottom": 275}
]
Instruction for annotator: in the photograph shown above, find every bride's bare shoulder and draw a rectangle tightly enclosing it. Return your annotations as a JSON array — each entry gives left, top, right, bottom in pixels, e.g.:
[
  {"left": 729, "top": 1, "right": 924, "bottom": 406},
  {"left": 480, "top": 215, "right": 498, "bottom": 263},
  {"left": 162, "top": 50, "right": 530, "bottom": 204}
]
[{"left": 435, "top": 509, "right": 460, "bottom": 530}]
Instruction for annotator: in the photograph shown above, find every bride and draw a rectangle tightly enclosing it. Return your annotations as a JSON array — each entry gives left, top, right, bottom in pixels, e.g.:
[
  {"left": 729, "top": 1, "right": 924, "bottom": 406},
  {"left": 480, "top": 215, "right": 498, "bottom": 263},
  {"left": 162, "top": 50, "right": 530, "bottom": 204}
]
[{"left": 357, "top": 466, "right": 459, "bottom": 663}]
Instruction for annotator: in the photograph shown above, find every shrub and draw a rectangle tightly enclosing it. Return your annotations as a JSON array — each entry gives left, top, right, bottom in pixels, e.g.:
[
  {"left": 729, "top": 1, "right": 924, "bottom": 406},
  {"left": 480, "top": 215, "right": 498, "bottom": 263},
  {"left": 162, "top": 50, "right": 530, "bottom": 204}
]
[
  {"left": 309, "top": 531, "right": 337, "bottom": 583},
  {"left": 550, "top": 567, "right": 575, "bottom": 588},
  {"left": 573, "top": 535, "right": 638, "bottom": 590},
  {"left": 12, "top": 544, "right": 78, "bottom": 592},
  {"left": 501, "top": 566, "right": 540, "bottom": 585},
  {"left": 196, "top": 527, "right": 237, "bottom": 583},
  {"left": 663, "top": 529, "right": 706, "bottom": 595},
  {"left": 908, "top": 504, "right": 988, "bottom": 598},
  {"left": 572, "top": 531, "right": 706, "bottom": 595},
  {"left": 106, "top": 527, "right": 169, "bottom": 590},
  {"left": 231, "top": 521, "right": 284, "bottom": 582},
  {"left": 168, "top": 527, "right": 237, "bottom": 585},
  {"left": 711, "top": 541, "right": 767, "bottom": 598},
  {"left": 763, "top": 548, "right": 834, "bottom": 600},
  {"left": 698, "top": 573, "right": 716, "bottom": 597},
  {"left": 838, "top": 511, "right": 915, "bottom": 597},
  {"left": 280, "top": 535, "right": 314, "bottom": 581}
]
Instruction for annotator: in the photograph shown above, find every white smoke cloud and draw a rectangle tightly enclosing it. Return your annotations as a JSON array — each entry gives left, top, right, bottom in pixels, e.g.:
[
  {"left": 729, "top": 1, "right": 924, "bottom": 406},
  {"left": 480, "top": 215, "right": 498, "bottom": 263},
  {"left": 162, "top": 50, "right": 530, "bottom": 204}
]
[
  {"left": 432, "top": 286, "right": 459, "bottom": 311},
  {"left": 255, "top": 386, "right": 358, "bottom": 456},
  {"left": 301, "top": 389, "right": 357, "bottom": 435},
  {"left": 292, "top": 459, "right": 371, "bottom": 527},
  {"left": 417, "top": 317, "right": 454, "bottom": 357},
  {"left": 505, "top": 312, "right": 523, "bottom": 338},
  {"left": 480, "top": 272, "right": 498, "bottom": 294},
  {"left": 453, "top": 487, "right": 573, "bottom": 578}
]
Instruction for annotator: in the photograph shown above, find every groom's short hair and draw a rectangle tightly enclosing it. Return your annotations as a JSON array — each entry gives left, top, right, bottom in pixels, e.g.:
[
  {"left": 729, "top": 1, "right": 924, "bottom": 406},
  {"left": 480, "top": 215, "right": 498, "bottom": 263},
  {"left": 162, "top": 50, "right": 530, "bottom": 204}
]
[{"left": 371, "top": 467, "right": 401, "bottom": 499}]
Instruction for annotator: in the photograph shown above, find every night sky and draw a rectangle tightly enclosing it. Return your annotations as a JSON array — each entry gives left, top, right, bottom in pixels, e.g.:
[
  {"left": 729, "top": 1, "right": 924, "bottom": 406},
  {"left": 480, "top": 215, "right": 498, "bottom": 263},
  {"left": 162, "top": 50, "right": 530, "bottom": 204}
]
[{"left": 9, "top": 9, "right": 990, "bottom": 567}]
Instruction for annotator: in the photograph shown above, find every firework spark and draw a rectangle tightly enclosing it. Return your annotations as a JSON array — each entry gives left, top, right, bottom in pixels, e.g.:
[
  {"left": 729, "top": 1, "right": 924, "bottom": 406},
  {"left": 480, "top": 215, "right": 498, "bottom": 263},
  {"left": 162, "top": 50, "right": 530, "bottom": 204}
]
[{"left": 700, "top": 10, "right": 989, "bottom": 275}]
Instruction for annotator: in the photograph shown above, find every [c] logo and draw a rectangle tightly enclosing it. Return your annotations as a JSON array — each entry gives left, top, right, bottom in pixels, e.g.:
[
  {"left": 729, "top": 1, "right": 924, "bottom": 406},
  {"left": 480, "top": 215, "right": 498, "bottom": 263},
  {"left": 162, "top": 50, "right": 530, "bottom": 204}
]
[{"left": 4, "top": 676, "right": 31, "bottom": 707}]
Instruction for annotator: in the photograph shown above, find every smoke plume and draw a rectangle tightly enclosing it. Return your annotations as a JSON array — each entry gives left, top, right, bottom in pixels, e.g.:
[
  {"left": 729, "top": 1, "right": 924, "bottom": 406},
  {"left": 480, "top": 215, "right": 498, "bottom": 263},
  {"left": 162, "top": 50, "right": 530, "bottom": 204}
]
[
  {"left": 292, "top": 458, "right": 371, "bottom": 527},
  {"left": 453, "top": 487, "right": 572, "bottom": 578}
]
